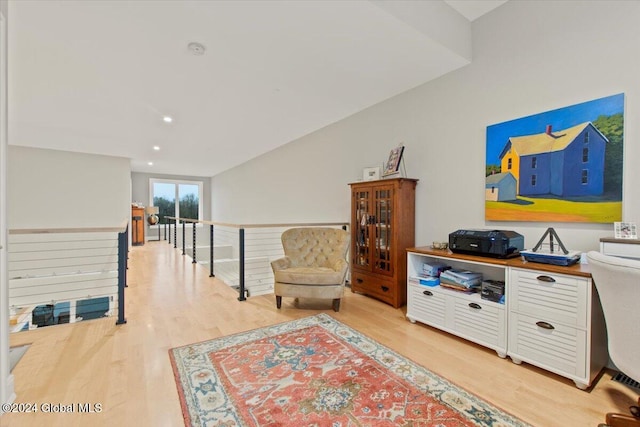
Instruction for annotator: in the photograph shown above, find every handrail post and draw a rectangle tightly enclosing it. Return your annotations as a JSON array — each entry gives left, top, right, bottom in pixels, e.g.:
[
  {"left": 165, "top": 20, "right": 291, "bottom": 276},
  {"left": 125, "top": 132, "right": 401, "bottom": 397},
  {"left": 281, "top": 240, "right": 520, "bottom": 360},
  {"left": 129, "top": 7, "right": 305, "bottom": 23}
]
[
  {"left": 182, "top": 220, "right": 186, "bottom": 255},
  {"left": 238, "top": 227, "right": 246, "bottom": 301},
  {"left": 117, "top": 226, "right": 128, "bottom": 325},
  {"left": 167, "top": 220, "right": 171, "bottom": 244},
  {"left": 173, "top": 219, "right": 177, "bottom": 248},
  {"left": 192, "top": 222, "right": 197, "bottom": 263},
  {"left": 209, "top": 224, "right": 215, "bottom": 277}
]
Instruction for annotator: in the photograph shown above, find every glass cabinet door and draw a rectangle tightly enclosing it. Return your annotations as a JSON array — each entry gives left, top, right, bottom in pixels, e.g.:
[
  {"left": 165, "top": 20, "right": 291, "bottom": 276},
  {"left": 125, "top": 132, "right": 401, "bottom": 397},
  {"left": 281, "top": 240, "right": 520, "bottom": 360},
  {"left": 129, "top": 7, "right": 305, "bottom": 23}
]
[
  {"left": 353, "top": 188, "right": 371, "bottom": 268},
  {"left": 373, "top": 185, "right": 393, "bottom": 275}
]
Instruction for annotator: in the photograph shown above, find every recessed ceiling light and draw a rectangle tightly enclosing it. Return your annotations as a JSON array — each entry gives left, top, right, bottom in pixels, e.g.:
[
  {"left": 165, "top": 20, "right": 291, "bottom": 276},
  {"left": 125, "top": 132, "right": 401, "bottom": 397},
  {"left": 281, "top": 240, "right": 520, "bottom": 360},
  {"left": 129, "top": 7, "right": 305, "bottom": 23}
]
[
  {"left": 163, "top": 116, "right": 173, "bottom": 123},
  {"left": 148, "top": 162, "right": 154, "bottom": 166},
  {"left": 188, "top": 42, "right": 206, "bottom": 56},
  {"left": 153, "top": 146, "right": 160, "bottom": 151}
]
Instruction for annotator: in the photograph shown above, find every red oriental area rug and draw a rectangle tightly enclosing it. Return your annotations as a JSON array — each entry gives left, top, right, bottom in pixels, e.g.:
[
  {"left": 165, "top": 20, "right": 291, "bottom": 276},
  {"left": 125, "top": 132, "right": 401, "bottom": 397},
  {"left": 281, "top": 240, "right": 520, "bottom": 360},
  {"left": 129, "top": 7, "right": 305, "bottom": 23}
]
[{"left": 169, "top": 314, "right": 529, "bottom": 427}]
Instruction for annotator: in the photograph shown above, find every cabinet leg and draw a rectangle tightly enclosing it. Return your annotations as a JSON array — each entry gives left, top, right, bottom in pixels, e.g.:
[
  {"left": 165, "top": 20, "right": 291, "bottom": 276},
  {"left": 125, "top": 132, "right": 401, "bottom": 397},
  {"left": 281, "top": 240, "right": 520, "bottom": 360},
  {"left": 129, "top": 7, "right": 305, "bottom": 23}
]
[
  {"left": 574, "top": 381, "right": 589, "bottom": 390},
  {"left": 511, "top": 357, "right": 523, "bottom": 365},
  {"left": 496, "top": 351, "right": 507, "bottom": 359}
]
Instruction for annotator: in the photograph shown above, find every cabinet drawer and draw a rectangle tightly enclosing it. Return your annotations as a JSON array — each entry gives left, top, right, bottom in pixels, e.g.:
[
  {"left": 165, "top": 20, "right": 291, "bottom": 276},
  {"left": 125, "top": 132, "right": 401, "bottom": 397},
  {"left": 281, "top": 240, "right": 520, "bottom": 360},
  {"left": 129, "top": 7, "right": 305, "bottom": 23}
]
[
  {"left": 601, "top": 241, "right": 640, "bottom": 260},
  {"left": 351, "top": 271, "right": 396, "bottom": 305},
  {"left": 452, "top": 299, "right": 506, "bottom": 350},
  {"left": 407, "top": 283, "right": 446, "bottom": 328},
  {"left": 510, "top": 269, "right": 588, "bottom": 327},
  {"left": 508, "top": 312, "right": 586, "bottom": 378}
]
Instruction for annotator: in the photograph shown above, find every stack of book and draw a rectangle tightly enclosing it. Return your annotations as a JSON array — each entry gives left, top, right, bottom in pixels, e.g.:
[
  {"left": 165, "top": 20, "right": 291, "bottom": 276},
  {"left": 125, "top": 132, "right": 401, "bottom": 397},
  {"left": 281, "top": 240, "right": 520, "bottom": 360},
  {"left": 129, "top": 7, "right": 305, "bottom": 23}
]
[{"left": 439, "top": 269, "right": 483, "bottom": 293}]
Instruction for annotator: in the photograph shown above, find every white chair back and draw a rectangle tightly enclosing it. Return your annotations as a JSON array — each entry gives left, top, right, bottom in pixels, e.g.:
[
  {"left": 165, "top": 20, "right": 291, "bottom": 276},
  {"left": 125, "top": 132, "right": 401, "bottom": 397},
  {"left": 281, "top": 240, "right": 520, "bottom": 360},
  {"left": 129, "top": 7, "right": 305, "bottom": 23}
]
[{"left": 587, "top": 250, "right": 640, "bottom": 382}]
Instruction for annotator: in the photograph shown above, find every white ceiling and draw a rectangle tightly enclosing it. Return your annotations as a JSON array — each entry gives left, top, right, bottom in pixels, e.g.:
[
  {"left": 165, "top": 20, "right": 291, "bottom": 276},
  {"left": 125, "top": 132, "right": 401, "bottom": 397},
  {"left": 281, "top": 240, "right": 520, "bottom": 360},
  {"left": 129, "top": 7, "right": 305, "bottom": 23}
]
[
  {"left": 444, "top": 0, "right": 508, "bottom": 21},
  {"left": 8, "top": 0, "right": 506, "bottom": 177}
]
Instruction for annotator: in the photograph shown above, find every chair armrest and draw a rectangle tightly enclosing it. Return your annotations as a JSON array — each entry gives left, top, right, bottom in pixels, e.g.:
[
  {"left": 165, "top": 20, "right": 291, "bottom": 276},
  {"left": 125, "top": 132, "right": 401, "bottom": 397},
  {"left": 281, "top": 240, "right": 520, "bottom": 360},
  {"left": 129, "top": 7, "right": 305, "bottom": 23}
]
[
  {"left": 331, "top": 259, "right": 349, "bottom": 279},
  {"left": 271, "top": 256, "right": 292, "bottom": 272}
]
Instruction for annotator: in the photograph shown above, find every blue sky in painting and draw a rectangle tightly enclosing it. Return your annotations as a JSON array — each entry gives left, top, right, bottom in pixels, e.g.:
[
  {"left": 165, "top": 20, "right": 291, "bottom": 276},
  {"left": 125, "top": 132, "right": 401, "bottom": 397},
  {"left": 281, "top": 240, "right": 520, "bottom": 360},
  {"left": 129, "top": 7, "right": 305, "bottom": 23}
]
[{"left": 486, "top": 93, "right": 624, "bottom": 165}]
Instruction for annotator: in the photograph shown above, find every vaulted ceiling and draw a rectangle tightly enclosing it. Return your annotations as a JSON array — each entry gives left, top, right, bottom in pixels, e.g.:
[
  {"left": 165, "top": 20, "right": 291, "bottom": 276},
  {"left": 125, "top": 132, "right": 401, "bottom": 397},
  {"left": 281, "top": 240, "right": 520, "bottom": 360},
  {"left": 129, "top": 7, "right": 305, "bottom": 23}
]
[{"left": 8, "top": 0, "right": 506, "bottom": 177}]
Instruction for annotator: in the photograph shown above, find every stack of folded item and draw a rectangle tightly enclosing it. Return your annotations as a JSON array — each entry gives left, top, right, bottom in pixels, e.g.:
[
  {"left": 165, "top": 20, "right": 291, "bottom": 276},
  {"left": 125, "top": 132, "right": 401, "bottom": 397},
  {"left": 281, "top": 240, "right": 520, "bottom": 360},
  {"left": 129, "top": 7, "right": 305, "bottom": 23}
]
[
  {"left": 412, "top": 261, "right": 451, "bottom": 287},
  {"left": 439, "top": 269, "right": 483, "bottom": 293},
  {"left": 422, "top": 261, "right": 450, "bottom": 277}
]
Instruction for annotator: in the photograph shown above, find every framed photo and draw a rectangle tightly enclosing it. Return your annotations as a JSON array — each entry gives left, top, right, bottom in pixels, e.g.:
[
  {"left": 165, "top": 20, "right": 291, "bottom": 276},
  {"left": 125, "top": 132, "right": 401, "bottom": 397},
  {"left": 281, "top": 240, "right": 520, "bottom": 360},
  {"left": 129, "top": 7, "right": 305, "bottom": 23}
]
[
  {"left": 614, "top": 222, "right": 637, "bottom": 239},
  {"left": 362, "top": 167, "right": 380, "bottom": 181},
  {"left": 382, "top": 145, "right": 404, "bottom": 176}
]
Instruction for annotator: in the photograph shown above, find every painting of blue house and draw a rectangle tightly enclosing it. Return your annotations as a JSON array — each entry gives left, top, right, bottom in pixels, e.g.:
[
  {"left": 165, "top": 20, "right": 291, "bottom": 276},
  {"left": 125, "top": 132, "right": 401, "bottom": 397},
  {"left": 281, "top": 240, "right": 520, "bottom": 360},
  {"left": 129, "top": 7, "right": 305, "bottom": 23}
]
[
  {"left": 498, "top": 122, "right": 608, "bottom": 197},
  {"left": 486, "top": 93, "right": 623, "bottom": 223},
  {"left": 485, "top": 172, "right": 517, "bottom": 201}
]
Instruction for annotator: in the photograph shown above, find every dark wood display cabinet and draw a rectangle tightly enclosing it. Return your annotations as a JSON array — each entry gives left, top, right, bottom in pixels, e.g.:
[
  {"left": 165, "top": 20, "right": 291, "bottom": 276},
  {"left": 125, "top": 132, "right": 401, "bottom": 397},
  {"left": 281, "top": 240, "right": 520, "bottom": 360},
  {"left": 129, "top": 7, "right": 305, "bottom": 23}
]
[{"left": 349, "top": 178, "right": 417, "bottom": 308}]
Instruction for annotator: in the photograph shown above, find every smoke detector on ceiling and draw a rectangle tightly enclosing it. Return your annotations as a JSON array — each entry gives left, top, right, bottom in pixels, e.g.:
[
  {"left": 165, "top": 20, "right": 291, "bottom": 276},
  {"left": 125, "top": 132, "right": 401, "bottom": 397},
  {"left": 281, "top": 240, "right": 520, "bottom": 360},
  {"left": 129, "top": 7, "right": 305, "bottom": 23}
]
[{"left": 188, "top": 42, "right": 206, "bottom": 56}]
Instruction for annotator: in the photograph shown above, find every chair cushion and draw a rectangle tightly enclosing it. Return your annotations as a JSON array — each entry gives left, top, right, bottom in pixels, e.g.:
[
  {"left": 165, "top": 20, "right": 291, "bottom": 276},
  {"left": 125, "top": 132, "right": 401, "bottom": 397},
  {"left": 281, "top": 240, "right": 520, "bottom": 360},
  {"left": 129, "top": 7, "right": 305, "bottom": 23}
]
[{"left": 274, "top": 267, "right": 344, "bottom": 285}]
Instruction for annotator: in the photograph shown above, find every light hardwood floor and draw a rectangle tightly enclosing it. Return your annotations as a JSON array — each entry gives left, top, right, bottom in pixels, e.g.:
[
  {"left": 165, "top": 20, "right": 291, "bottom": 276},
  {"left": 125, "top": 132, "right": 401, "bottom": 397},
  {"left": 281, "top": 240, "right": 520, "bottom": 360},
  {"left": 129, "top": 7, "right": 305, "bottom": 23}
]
[{"left": 2, "top": 241, "right": 637, "bottom": 426}]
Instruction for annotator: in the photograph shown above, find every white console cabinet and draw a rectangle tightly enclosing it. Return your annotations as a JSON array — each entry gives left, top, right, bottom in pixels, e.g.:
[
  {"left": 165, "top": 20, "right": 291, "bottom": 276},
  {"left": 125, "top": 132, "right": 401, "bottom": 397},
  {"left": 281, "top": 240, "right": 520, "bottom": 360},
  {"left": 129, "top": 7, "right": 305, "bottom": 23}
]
[
  {"left": 407, "top": 250, "right": 509, "bottom": 358},
  {"left": 406, "top": 247, "right": 607, "bottom": 389}
]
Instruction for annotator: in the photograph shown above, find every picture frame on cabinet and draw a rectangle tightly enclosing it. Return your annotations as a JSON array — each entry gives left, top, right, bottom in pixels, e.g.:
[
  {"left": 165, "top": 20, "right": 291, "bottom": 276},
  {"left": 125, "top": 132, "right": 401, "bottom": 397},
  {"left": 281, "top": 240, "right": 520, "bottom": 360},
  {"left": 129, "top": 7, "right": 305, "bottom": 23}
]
[
  {"left": 614, "top": 221, "right": 637, "bottom": 239},
  {"left": 362, "top": 166, "right": 380, "bottom": 181},
  {"left": 382, "top": 144, "right": 405, "bottom": 177}
]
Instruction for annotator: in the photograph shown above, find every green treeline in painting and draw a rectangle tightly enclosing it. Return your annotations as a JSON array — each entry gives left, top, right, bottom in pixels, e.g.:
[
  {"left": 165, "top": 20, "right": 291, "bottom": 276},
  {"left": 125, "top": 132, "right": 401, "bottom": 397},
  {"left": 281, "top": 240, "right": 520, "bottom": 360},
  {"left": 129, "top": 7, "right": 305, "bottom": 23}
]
[{"left": 595, "top": 113, "right": 623, "bottom": 198}]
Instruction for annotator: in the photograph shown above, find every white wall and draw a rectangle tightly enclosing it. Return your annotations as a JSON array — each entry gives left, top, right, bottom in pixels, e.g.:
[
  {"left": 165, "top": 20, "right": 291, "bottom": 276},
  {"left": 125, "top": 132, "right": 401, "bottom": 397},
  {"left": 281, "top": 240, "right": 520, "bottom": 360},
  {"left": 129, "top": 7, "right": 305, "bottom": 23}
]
[
  {"left": 0, "top": 0, "right": 14, "bottom": 408},
  {"left": 211, "top": 0, "right": 640, "bottom": 252},
  {"left": 8, "top": 146, "right": 131, "bottom": 229}
]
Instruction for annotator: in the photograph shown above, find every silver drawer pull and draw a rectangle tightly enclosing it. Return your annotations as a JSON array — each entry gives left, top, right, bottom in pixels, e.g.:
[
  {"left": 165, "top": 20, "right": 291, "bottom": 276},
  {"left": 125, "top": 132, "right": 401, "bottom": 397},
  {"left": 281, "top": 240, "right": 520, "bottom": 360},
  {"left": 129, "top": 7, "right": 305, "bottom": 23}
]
[
  {"left": 422, "top": 290, "right": 433, "bottom": 296},
  {"left": 536, "top": 275, "right": 556, "bottom": 283},
  {"left": 469, "top": 302, "right": 482, "bottom": 310},
  {"left": 536, "top": 321, "right": 555, "bottom": 330}
]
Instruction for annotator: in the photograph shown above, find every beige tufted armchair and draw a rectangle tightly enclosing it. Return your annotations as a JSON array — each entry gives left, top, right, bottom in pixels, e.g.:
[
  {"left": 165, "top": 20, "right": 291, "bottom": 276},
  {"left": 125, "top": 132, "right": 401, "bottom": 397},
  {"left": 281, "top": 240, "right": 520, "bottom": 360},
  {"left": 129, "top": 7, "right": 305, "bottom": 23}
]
[{"left": 271, "top": 227, "right": 350, "bottom": 312}]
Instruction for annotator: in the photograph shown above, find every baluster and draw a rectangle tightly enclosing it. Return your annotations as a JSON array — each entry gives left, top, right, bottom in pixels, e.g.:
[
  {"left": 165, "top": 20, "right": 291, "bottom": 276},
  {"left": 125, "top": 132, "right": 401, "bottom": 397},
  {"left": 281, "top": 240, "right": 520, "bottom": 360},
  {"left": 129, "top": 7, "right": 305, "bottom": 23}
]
[
  {"left": 182, "top": 221, "right": 186, "bottom": 255},
  {"left": 116, "top": 228, "right": 127, "bottom": 325},
  {"left": 209, "top": 224, "right": 215, "bottom": 277},
  {"left": 238, "top": 228, "right": 246, "bottom": 301},
  {"left": 192, "top": 222, "right": 197, "bottom": 263}
]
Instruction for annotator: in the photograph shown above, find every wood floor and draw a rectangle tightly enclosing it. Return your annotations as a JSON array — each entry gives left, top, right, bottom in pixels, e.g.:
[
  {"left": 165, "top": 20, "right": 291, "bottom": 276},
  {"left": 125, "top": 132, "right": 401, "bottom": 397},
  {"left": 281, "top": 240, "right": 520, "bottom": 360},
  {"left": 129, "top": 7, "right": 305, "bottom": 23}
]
[{"left": 2, "top": 241, "right": 637, "bottom": 427}]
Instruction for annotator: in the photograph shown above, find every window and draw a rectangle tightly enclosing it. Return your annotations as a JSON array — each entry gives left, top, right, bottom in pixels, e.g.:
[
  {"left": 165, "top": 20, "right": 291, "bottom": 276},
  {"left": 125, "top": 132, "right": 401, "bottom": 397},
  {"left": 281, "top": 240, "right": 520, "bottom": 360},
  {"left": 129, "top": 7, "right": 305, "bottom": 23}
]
[
  {"left": 531, "top": 156, "right": 537, "bottom": 169},
  {"left": 582, "top": 169, "right": 588, "bottom": 184},
  {"left": 531, "top": 174, "right": 537, "bottom": 186},
  {"left": 507, "top": 158, "right": 512, "bottom": 170},
  {"left": 584, "top": 132, "right": 590, "bottom": 143},
  {"left": 150, "top": 179, "right": 203, "bottom": 221},
  {"left": 583, "top": 147, "right": 589, "bottom": 162}
]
